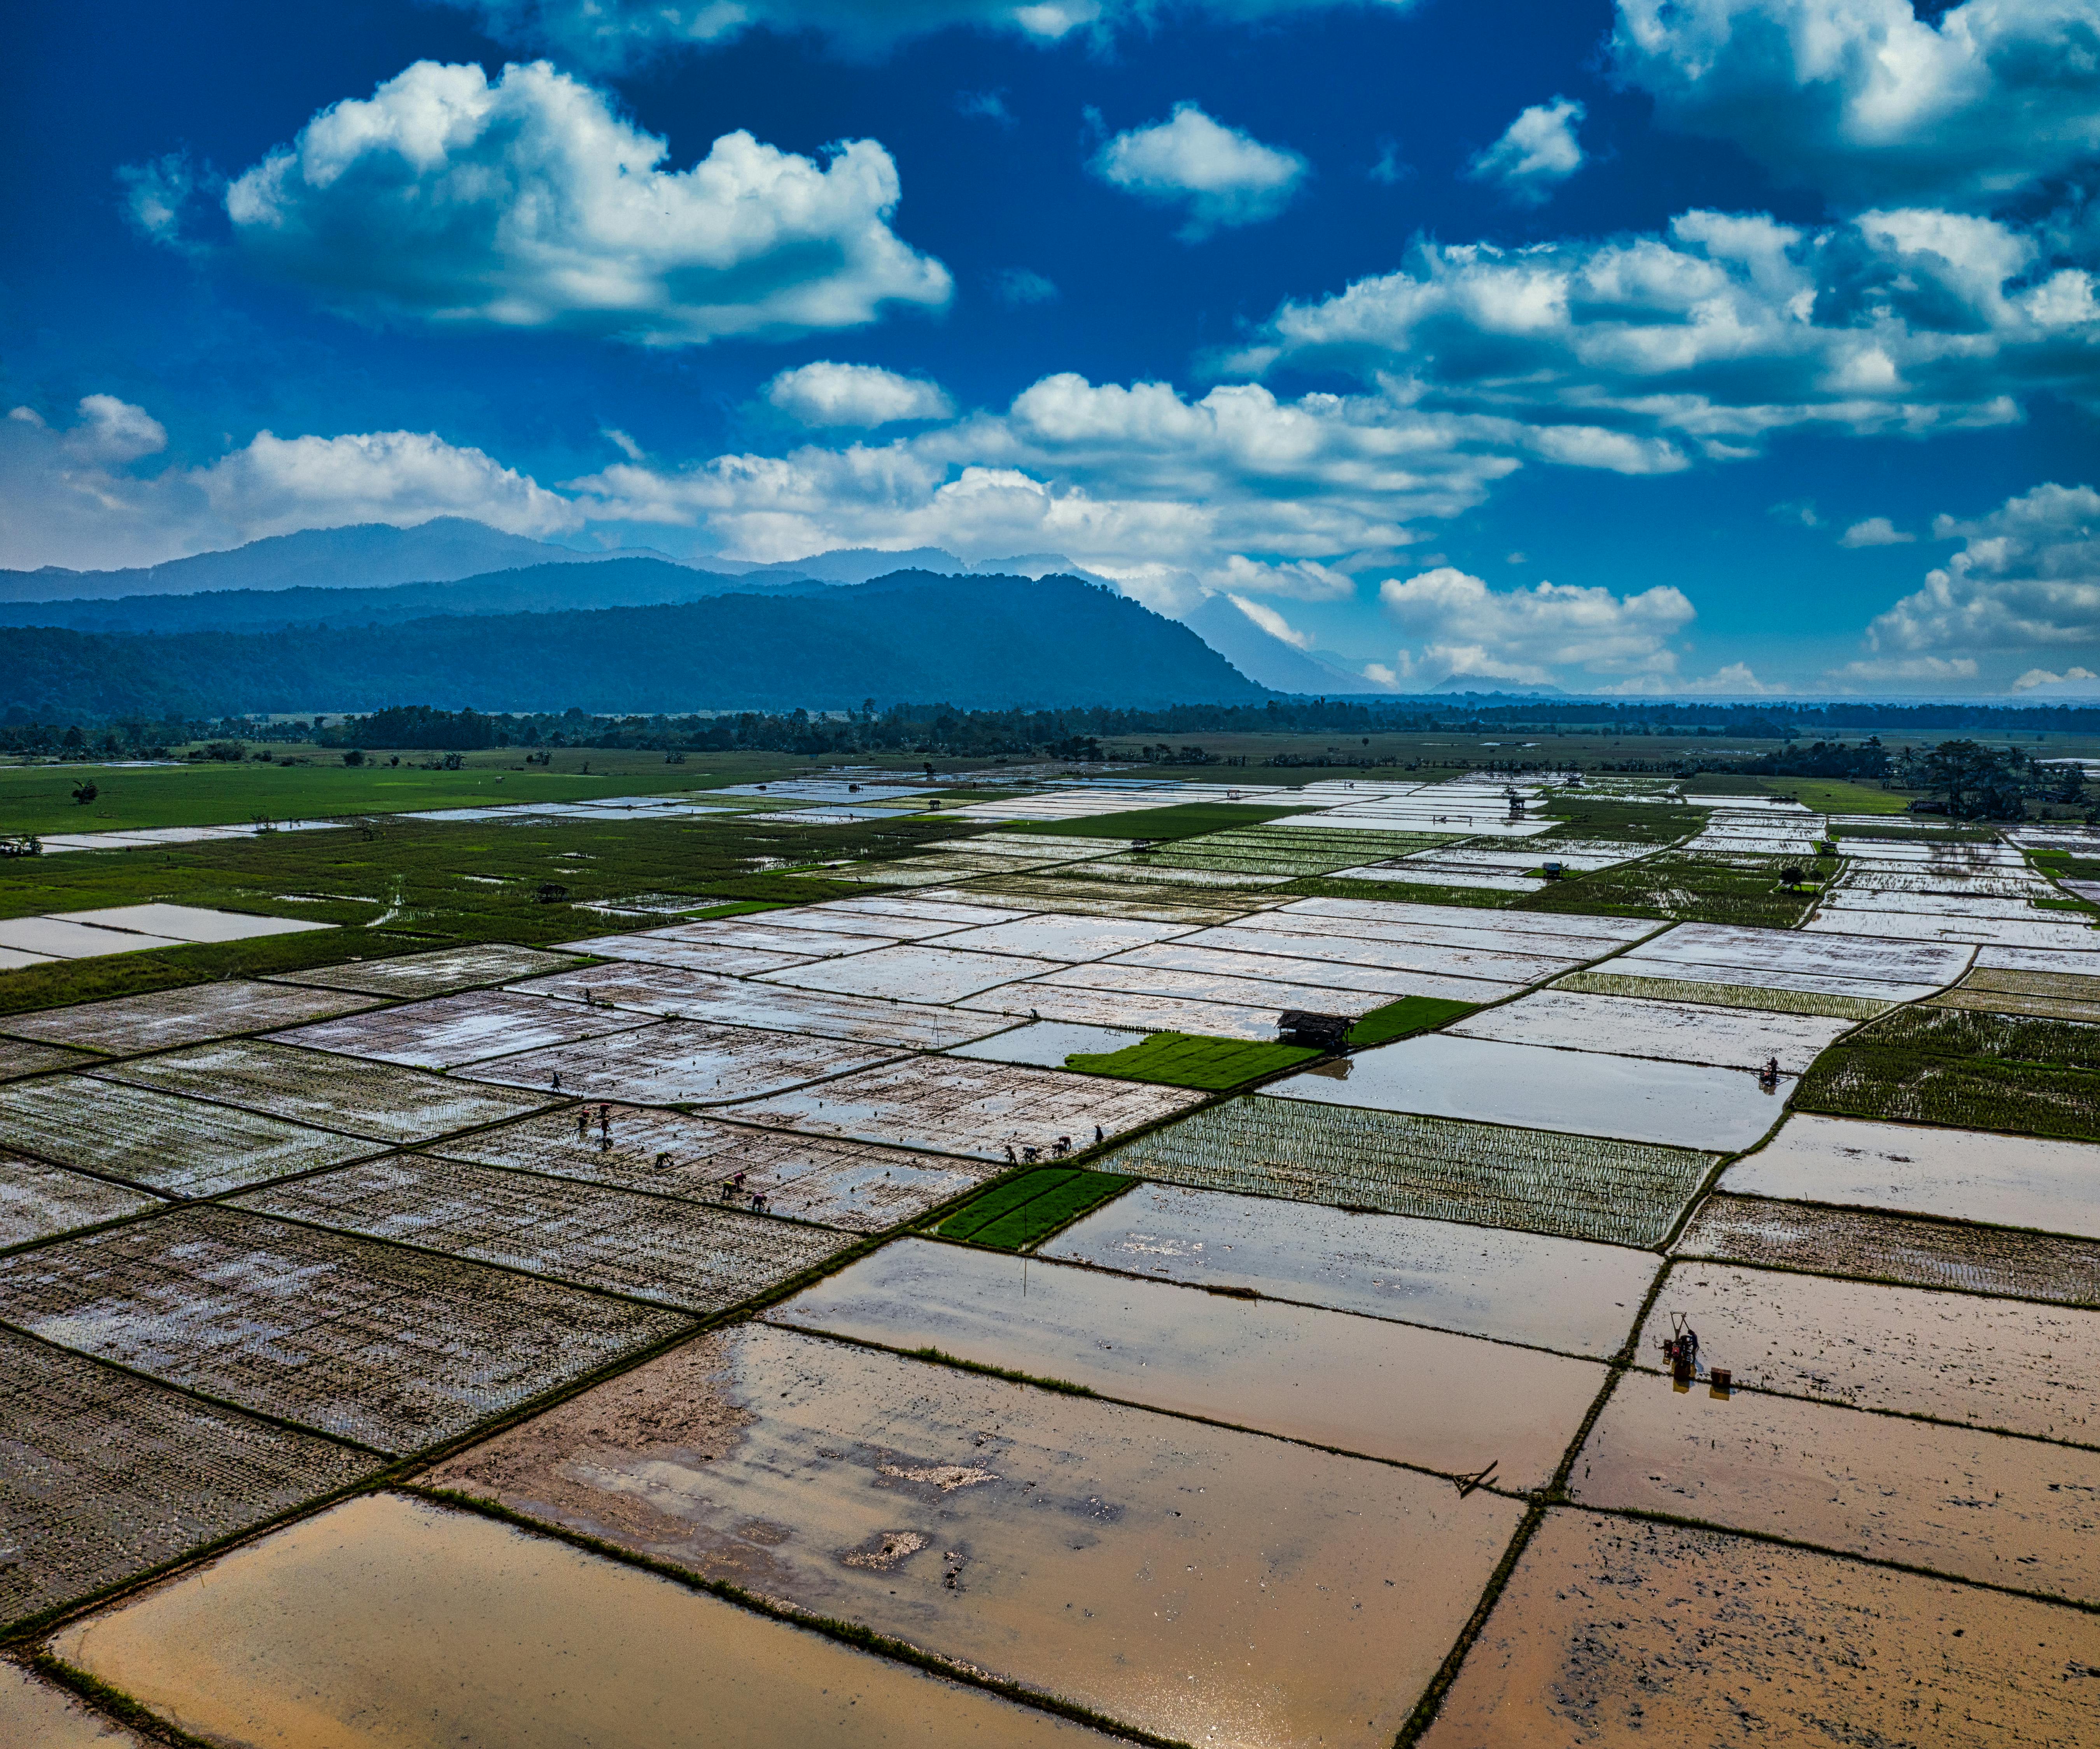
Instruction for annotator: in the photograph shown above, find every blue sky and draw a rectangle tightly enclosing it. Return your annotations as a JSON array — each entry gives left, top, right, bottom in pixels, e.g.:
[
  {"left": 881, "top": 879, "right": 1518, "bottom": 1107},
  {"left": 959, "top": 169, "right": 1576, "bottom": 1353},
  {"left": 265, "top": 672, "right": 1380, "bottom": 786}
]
[{"left": 3, "top": 0, "right": 2097, "bottom": 696}]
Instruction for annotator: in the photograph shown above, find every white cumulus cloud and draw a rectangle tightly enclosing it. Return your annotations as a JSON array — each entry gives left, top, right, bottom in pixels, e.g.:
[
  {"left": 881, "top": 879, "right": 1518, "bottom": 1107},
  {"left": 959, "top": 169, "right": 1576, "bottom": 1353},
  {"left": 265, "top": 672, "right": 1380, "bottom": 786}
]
[
  {"left": 1855, "top": 483, "right": 2100, "bottom": 680},
  {"left": 764, "top": 362, "right": 955, "bottom": 427},
  {"left": 173, "top": 60, "right": 949, "bottom": 346},
  {"left": 1376, "top": 565, "right": 1696, "bottom": 686},
  {"left": 1090, "top": 103, "right": 1309, "bottom": 241},
  {"left": 446, "top": 0, "right": 1419, "bottom": 68},
  {"left": 1227, "top": 594, "right": 1316, "bottom": 648},
  {"left": 1465, "top": 97, "right": 1586, "bottom": 207},
  {"left": 1839, "top": 515, "right": 1914, "bottom": 546},
  {"left": 1234, "top": 205, "right": 2099, "bottom": 455},
  {"left": 1613, "top": 0, "right": 2100, "bottom": 210},
  {"left": 1203, "top": 554, "right": 1356, "bottom": 600}
]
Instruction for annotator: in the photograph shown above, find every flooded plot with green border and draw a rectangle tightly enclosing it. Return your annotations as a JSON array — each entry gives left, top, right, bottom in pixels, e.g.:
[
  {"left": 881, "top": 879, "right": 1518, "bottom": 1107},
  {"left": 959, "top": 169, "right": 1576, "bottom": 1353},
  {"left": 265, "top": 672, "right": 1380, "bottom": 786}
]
[
  {"left": 0, "top": 1039, "right": 94, "bottom": 1082},
  {"left": 508, "top": 961, "right": 1013, "bottom": 1049},
  {"left": 1045, "top": 1182, "right": 1659, "bottom": 1356},
  {"left": 0, "top": 1152, "right": 159, "bottom": 1252},
  {"left": 1638, "top": 1261, "right": 2100, "bottom": 1446},
  {"left": 1, "top": 979, "right": 382, "bottom": 1057},
  {"left": 727, "top": 1058, "right": 1203, "bottom": 1162},
  {"left": 273, "top": 943, "right": 588, "bottom": 997},
  {"left": 440, "top": 1106, "right": 999, "bottom": 1231},
  {"left": 0, "top": 1205, "right": 687, "bottom": 1452},
  {"left": 426, "top": 1323, "right": 1525, "bottom": 1749},
  {"left": 0, "top": 1077, "right": 379, "bottom": 1198},
  {"left": 773, "top": 1237, "right": 1601, "bottom": 1486},
  {"left": 95, "top": 1038, "right": 554, "bottom": 1144},
  {"left": 1722, "top": 1112, "right": 2100, "bottom": 1239},
  {"left": 270, "top": 989, "right": 655, "bottom": 1070},
  {"left": 462, "top": 1019, "right": 903, "bottom": 1105},
  {"left": 51, "top": 1492, "right": 1109, "bottom": 1749},
  {"left": 1420, "top": 1509, "right": 2100, "bottom": 1749},
  {"left": 234, "top": 1154, "right": 850, "bottom": 1313},
  {"left": 1101, "top": 1095, "right": 1717, "bottom": 1249},
  {"left": 1450, "top": 987, "right": 1857, "bottom": 1073},
  {"left": 0, "top": 1660, "right": 152, "bottom": 1744},
  {"left": 0, "top": 1326, "right": 376, "bottom": 1628},
  {"left": 1572, "top": 1376, "right": 2100, "bottom": 1604},
  {"left": 1674, "top": 1191, "right": 2100, "bottom": 1304}
]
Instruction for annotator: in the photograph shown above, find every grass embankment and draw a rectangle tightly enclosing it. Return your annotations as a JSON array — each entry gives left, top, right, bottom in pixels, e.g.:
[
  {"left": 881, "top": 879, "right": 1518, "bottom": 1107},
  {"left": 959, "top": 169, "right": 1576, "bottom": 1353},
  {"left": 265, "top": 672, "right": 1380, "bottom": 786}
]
[
  {"left": 1795, "top": 1006, "right": 2100, "bottom": 1140},
  {"left": 1064, "top": 1031, "right": 1320, "bottom": 1089},
  {"left": 1759, "top": 777, "right": 1916, "bottom": 814},
  {"left": 0, "top": 810, "right": 974, "bottom": 1017},
  {"left": 936, "top": 1168, "right": 1137, "bottom": 1250}
]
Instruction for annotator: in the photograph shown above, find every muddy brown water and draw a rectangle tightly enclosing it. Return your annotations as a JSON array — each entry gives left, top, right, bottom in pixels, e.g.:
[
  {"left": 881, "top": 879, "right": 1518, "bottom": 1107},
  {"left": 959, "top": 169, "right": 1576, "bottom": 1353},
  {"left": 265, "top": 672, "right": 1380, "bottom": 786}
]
[
  {"left": 1638, "top": 1261, "right": 2100, "bottom": 1446},
  {"left": 772, "top": 1237, "right": 1601, "bottom": 1486},
  {"left": 425, "top": 1324, "right": 1523, "bottom": 1749},
  {"left": 0, "top": 1661, "right": 144, "bottom": 1746},
  {"left": 49, "top": 1493, "right": 1110, "bottom": 1748},
  {"left": 1572, "top": 1374, "right": 2100, "bottom": 1604},
  {"left": 1675, "top": 1192, "right": 2100, "bottom": 1306},
  {"left": 1421, "top": 1509, "right": 2100, "bottom": 1747}
]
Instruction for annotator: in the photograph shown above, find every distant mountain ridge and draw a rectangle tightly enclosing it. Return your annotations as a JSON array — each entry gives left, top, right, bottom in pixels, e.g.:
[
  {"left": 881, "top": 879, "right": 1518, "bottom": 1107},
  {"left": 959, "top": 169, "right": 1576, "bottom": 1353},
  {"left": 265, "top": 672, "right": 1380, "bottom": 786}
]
[{"left": 0, "top": 571, "right": 1270, "bottom": 719}]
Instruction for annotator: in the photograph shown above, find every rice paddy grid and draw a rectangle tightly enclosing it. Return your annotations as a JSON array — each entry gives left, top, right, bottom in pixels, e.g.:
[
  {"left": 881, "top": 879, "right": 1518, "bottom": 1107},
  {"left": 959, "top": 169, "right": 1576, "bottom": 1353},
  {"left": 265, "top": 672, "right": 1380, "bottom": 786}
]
[
  {"left": 1805, "top": 909, "right": 2098, "bottom": 949},
  {"left": 924, "top": 914, "right": 1199, "bottom": 962},
  {"left": 1419, "top": 1509, "right": 2100, "bottom": 1749},
  {"left": 0, "top": 1150, "right": 161, "bottom": 1253},
  {"left": 1105, "top": 937, "right": 1556, "bottom": 997},
  {"left": 0, "top": 980, "right": 386, "bottom": 1057},
  {"left": 0, "top": 1326, "right": 378, "bottom": 1629},
  {"left": 1450, "top": 987, "right": 1858, "bottom": 1074},
  {"left": 1098, "top": 1095, "right": 1717, "bottom": 1249},
  {"left": 1638, "top": 1262, "right": 2100, "bottom": 1446},
  {"left": 1822, "top": 889, "right": 2056, "bottom": 921},
  {"left": 1597, "top": 953, "right": 1941, "bottom": 1005},
  {"left": 928, "top": 875, "right": 1272, "bottom": 923},
  {"left": 742, "top": 905, "right": 972, "bottom": 941},
  {"left": 723, "top": 1056, "right": 1204, "bottom": 1161},
  {"left": 0, "top": 1077, "right": 380, "bottom": 1198},
  {"left": 457, "top": 1020, "right": 902, "bottom": 1106},
  {"left": 93, "top": 1040, "right": 556, "bottom": 1145},
  {"left": 271, "top": 945, "right": 590, "bottom": 999},
  {"left": 1276, "top": 895, "right": 1659, "bottom": 944},
  {"left": 268, "top": 990, "right": 658, "bottom": 1070},
  {"left": 813, "top": 896, "right": 1037, "bottom": 927},
  {"left": 756, "top": 943, "right": 1062, "bottom": 1003},
  {"left": 1241, "top": 908, "right": 1628, "bottom": 957},
  {"left": 627, "top": 917, "right": 910, "bottom": 958},
  {"left": 1673, "top": 1192, "right": 2100, "bottom": 1306},
  {"left": 1572, "top": 1376, "right": 2100, "bottom": 1609},
  {"left": 956, "top": 982, "right": 1293, "bottom": 1041},
  {"left": 504, "top": 962, "right": 1013, "bottom": 1050},
  {"left": 424, "top": 1322, "right": 1522, "bottom": 1749},
  {"left": 1154, "top": 925, "right": 1587, "bottom": 985},
  {"left": 1037, "top": 860, "right": 1294, "bottom": 889},
  {"left": 0, "top": 1205, "right": 689, "bottom": 1453},
  {"left": 540, "top": 933, "right": 821, "bottom": 977},
  {"left": 1554, "top": 969, "right": 1891, "bottom": 1019},
  {"left": 234, "top": 1155, "right": 850, "bottom": 1314},
  {"left": 0, "top": 1039, "right": 94, "bottom": 1082}
]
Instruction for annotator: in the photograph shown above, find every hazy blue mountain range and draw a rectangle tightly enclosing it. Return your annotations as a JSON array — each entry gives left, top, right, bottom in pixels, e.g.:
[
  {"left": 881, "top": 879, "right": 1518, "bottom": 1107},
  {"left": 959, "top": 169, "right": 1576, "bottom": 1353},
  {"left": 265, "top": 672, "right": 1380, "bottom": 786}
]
[{"left": 0, "top": 571, "right": 1270, "bottom": 720}]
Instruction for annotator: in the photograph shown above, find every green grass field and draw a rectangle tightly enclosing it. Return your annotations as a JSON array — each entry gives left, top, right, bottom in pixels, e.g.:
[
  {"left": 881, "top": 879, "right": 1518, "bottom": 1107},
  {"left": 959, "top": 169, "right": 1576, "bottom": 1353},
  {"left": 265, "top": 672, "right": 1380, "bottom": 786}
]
[
  {"left": 935, "top": 1167, "right": 1137, "bottom": 1250},
  {"left": 1347, "top": 996, "right": 1479, "bottom": 1047},
  {"left": 1064, "top": 1031, "right": 1320, "bottom": 1089},
  {"left": 1000, "top": 802, "right": 1311, "bottom": 841},
  {"left": 1759, "top": 777, "right": 1914, "bottom": 814}
]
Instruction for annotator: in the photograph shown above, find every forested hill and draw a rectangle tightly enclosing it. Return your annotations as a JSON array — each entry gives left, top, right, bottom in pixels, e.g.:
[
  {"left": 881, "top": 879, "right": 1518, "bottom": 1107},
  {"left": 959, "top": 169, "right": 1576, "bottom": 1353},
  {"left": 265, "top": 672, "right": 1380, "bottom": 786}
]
[{"left": 0, "top": 572, "right": 1268, "bottom": 719}]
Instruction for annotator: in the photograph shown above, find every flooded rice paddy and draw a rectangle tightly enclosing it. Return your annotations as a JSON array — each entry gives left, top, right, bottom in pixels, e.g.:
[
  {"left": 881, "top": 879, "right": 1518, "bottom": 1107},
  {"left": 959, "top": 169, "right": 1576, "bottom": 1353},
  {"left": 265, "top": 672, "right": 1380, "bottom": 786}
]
[
  {"left": 772, "top": 1236, "right": 1603, "bottom": 1484},
  {"left": 1573, "top": 1373, "right": 2100, "bottom": 1603},
  {"left": 10, "top": 778, "right": 2100, "bottom": 1738},
  {"left": 1043, "top": 1180, "right": 1661, "bottom": 1354},
  {"left": 1422, "top": 1510, "right": 2100, "bottom": 1748},
  {"left": 53, "top": 1492, "right": 1110, "bottom": 1749},
  {"left": 425, "top": 1324, "right": 1524, "bottom": 1748}
]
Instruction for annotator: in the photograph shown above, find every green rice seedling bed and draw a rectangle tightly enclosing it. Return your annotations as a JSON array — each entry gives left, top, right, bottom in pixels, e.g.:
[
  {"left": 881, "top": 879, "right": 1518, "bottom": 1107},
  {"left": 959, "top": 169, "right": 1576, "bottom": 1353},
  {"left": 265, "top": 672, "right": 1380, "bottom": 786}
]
[
  {"left": 1556, "top": 970, "right": 1889, "bottom": 1019},
  {"left": 1536, "top": 798, "right": 1708, "bottom": 845},
  {"left": 1102, "top": 1095, "right": 1716, "bottom": 1248},
  {"left": 1794, "top": 1045, "right": 2100, "bottom": 1141},
  {"left": 1064, "top": 1031, "right": 1320, "bottom": 1089},
  {"left": 1929, "top": 988, "right": 2100, "bottom": 1023},
  {"left": 937, "top": 1166, "right": 1136, "bottom": 1250},
  {"left": 1855, "top": 1005, "right": 2100, "bottom": 1069},
  {"left": 1515, "top": 853, "right": 1819, "bottom": 928},
  {"left": 1346, "top": 995, "right": 1479, "bottom": 1047}
]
